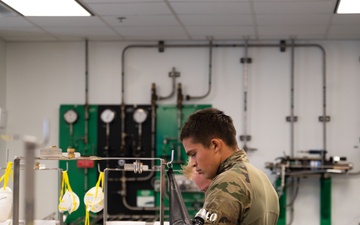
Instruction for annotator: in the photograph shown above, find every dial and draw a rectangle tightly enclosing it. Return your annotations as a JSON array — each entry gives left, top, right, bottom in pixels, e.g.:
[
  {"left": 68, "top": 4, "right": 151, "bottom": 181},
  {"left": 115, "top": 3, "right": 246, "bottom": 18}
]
[
  {"left": 101, "top": 109, "right": 115, "bottom": 123},
  {"left": 64, "top": 109, "right": 78, "bottom": 124},
  {"left": 133, "top": 108, "right": 148, "bottom": 124}
]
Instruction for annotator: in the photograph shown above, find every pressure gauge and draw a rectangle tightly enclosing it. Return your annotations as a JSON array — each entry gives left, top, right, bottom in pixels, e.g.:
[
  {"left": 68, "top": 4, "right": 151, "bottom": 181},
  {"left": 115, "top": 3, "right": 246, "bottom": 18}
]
[
  {"left": 101, "top": 109, "right": 115, "bottom": 123},
  {"left": 64, "top": 109, "right": 78, "bottom": 124},
  {"left": 133, "top": 108, "right": 148, "bottom": 124}
]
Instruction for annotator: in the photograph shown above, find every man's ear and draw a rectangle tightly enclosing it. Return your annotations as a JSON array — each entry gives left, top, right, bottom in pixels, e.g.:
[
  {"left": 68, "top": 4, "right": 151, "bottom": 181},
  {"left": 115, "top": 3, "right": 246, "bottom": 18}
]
[{"left": 211, "top": 139, "right": 221, "bottom": 152}]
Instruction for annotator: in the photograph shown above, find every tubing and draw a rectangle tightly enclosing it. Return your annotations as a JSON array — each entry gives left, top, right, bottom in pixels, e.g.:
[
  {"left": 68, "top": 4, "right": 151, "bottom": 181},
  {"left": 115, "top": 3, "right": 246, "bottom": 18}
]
[
  {"left": 84, "top": 39, "right": 89, "bottom": 145},
  {"left": 290, "top": 40, "right": 295, "bottom": 157},
  {"left": 242, "top": 40, "right": 249, "bottom": 151},
  {"left": 186, "top": 40, "right": 213, "bottom": 100},
  {"left": 121, "top": 42, "right": 328, "bottom": 155},
  {"left": 157, "top": 67, "right": 178, "bottom": 100}
]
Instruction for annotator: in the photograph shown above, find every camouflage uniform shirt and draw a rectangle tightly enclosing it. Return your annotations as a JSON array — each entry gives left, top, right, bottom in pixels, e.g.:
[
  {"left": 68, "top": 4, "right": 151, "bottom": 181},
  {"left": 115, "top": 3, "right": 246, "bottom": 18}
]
[{"left": 202, "top": 150, "right": 279, "bottom": 225}]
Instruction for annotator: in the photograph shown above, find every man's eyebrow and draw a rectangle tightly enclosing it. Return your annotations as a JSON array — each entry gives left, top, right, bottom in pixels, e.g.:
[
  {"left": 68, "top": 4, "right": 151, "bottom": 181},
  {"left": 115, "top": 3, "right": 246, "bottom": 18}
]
[{"left": 186, "top": 150, "right": 195, "bottom": 156}]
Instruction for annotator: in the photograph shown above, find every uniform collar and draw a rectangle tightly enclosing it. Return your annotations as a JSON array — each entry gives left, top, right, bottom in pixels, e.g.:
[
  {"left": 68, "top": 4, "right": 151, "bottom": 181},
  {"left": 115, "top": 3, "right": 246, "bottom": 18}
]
[{"left": 217, "top": 149, "right": 249, "bottom": 174}]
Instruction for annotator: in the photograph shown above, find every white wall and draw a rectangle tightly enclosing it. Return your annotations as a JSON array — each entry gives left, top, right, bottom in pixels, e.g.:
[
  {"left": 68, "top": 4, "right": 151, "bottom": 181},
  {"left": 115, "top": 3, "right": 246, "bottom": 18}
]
[{"left": 3, "top": 40, "right": 360, "bottom": 224}]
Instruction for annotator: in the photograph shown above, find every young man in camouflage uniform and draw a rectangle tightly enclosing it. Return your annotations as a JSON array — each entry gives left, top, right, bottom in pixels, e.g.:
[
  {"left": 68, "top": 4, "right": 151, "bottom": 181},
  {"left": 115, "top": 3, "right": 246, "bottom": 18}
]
[{"left": 180, "top": 108, "right": 279, "bottom": 225}]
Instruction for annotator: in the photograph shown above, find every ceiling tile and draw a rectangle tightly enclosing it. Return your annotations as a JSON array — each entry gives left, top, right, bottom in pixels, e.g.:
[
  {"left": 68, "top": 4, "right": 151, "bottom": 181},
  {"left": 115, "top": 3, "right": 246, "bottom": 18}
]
[
  {"left": 102, "top": 15, "right": 180, "bottom": 27},
  {"left": 115, "top": 26, "right": 189, "bottom": 40},
  {"left": 43, "top": 26, "right": 122, "bottom": 39},
  {"left": 0, "top": 27, "right": 58, "bottom": 41},
  {"left": 256, "top": 14, "right": 331, "bottom": 25},
  {"left": 253, "top": 1, "right": 335, "bottom": 14},
  {"left": 186, "top": 25, "right": 255, "bottom": 38},
  {"left": 0, "top": 17, "right": 35, "bottom": 27},
  {"left": 258, "top": 25, "right": 328, "bottom": 38},
  {"left": 87, "top": 2, "right": 172, "bottom": 16},
  {"left": 328, "top": 25, "right": 360, "bottom": 36},
  {"left": 170, "top": 2, "right": 252, "bottom": 15},
  {"left": 332, "top": 14, "right": 360, "bottom": 24},
  {"left": 178, "top": 14, "right": 253, "bottom": 26}
]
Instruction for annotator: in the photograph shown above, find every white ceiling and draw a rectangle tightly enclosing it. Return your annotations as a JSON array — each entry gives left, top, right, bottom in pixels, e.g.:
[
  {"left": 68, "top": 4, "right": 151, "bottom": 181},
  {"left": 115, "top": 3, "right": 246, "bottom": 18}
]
[{"left": 0, "top": 0, "right": 359, "bottom": 42}]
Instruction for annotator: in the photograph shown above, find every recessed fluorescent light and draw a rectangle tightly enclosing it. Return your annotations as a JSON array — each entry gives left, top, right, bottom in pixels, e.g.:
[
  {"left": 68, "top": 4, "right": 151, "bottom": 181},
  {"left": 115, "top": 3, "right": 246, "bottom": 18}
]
[
  {"left": 335, "top": 0, "right": 360, "bottom": 14},
  {"left": 1, "top": 0, "right": 92, "bottom": 16}
]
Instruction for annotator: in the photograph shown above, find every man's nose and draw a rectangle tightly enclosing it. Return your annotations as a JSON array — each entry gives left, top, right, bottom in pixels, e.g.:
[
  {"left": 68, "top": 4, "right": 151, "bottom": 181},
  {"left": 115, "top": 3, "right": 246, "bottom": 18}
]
[{"left": 192, "top": 160, "right": 197, "bottom": 167}]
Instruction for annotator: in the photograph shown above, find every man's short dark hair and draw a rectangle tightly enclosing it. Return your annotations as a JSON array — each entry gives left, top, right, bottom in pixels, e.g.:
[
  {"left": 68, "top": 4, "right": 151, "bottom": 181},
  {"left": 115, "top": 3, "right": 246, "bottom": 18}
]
[{"left": 180, "top": 108, "right": 238, "bottom": 148}]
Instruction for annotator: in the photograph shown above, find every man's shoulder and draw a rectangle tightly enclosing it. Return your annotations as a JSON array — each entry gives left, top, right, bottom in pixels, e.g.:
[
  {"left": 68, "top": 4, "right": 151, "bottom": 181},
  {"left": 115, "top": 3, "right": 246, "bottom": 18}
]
[{"left": 212, "top": 167, "right": 250, "bottom": 188}]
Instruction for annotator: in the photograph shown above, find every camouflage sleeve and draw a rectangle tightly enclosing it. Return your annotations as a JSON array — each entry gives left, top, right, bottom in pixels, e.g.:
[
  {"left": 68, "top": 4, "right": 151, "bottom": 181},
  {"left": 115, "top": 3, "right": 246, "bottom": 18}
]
[{"left": 202, "top": 170, "right": 252, "bottom": 225}]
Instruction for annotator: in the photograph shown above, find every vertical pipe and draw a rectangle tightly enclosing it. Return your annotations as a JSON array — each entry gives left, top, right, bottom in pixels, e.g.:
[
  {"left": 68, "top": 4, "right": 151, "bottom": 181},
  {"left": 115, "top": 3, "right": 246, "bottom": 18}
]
[
  {"left": 290, "top": 40, "right": 295, "bottom": 157},
  {"left": 24, "top": 141, "right": 36, "bottom": 225},
  {"left": 160, "top": 161, "right": 165, "bottom": 225},
  {"left": 321, "top": 47, "right": 327, "bottom": 165},
  {"left": 84, "top": 40, "right": 89, "bottom": 145},
  {"left": 120, "top": 47, "right": 127, "bottom": 154},
  {"left": 151, "top": 83, "right": 157, "bottom": 159},
  {"left": 177, "top": 83, "right": 183, "bottom": 162},
  {"left": 58, "top": 169, "right": 64, "bottom": 225},
  {"left": 242, "top": 40, "right": 249, "bottom": 151},
  {"left": 13, "top": 157, "right": 20, "bottom": 225},
  {"left": 103, "top": 169, "right": 109, "bottom": 225},
  {"left": 120, "top": 104, "right": 126, "bottom": 153},
  {"left": 6, "top": 149, "right": 9, "bottom": 162}
]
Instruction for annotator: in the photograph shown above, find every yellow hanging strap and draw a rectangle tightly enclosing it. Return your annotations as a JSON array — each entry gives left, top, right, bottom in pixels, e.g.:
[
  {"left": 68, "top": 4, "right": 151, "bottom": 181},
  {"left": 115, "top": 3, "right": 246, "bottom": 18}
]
[
  {"left": 84, "top": 204, "right": 90, "bottom": 225},
  {"left": 58, "top": 171, "right": 76, "bottom": 212},
  {"left": 95, "top": 172, "right": 104, "bottom": 198},
  {"left": 84, "top": 171, "right": 104, "bottom": 225},
  {"left": 0, "top": 161, "right": 13, "bottom": 190},
  {"left": 58, "top": 171, "right": 67, "bottom": 211}
]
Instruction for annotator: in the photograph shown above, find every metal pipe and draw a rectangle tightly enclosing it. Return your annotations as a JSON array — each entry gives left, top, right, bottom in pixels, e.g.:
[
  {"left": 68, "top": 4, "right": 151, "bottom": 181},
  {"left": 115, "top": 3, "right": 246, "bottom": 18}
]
[
  {"left": 58, "top": 169, "right": 64, "bottom": 225},
  {"left": 125, "top": 92, "right": 157, "bottom": 181},
  {"left": 186, "top": 40, "right": 213, "bottom": 100},
  {"left": 13, "top": 157, "right": 20, "bottom": 225},
  {"left": 24, "top": 140, "right": 36, "bottom": 225},
  {"left": 288, "top": 41, "right": 296, "bottom": 223},
  {"left": 121, "top": 42, "right": 327, "bottom": 157},
  {"left": 177, "top": 83, "right": 183, "bottom": 162},
  {"left": 157, "top": 67, "right": 178, "bottom": 100},
  {"left": 243, "top": 40, "right": 249, "bottom": 151},
  {"left": 290, "top": 40, "right": 295, "bottom": 157},
  {"left": 159, "top": 159, "right": 165, "bottom": 225},
  {"left": 84, "top": 39, "right": 89, "bottom": 145},
  {"left": 120, "top": 103, "right": 126, "bottom": 153},
  {"left": 103, "top": 169, "right": 109, "bottom": 224},
  {"left": 320, "top": 46, "right": 327, "bottom": 166},
  {"left": 6, "top": 148, "right": 9, "bottom": 162},
  {"left": 101, "top": 158, "right": 166, "bottom": 225}
]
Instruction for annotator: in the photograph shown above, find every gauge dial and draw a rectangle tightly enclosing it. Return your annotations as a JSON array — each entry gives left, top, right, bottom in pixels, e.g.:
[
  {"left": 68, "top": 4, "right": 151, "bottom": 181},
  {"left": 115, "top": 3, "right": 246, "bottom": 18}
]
[
  {"left": 64, "top": 109, "right": 78, "bottom": 124},
  {"left": 133, "top": 108, "right": 148, "bottom": 124},
  {"left": 101, "top": 109, "right": 115, "bottom": 123}
]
